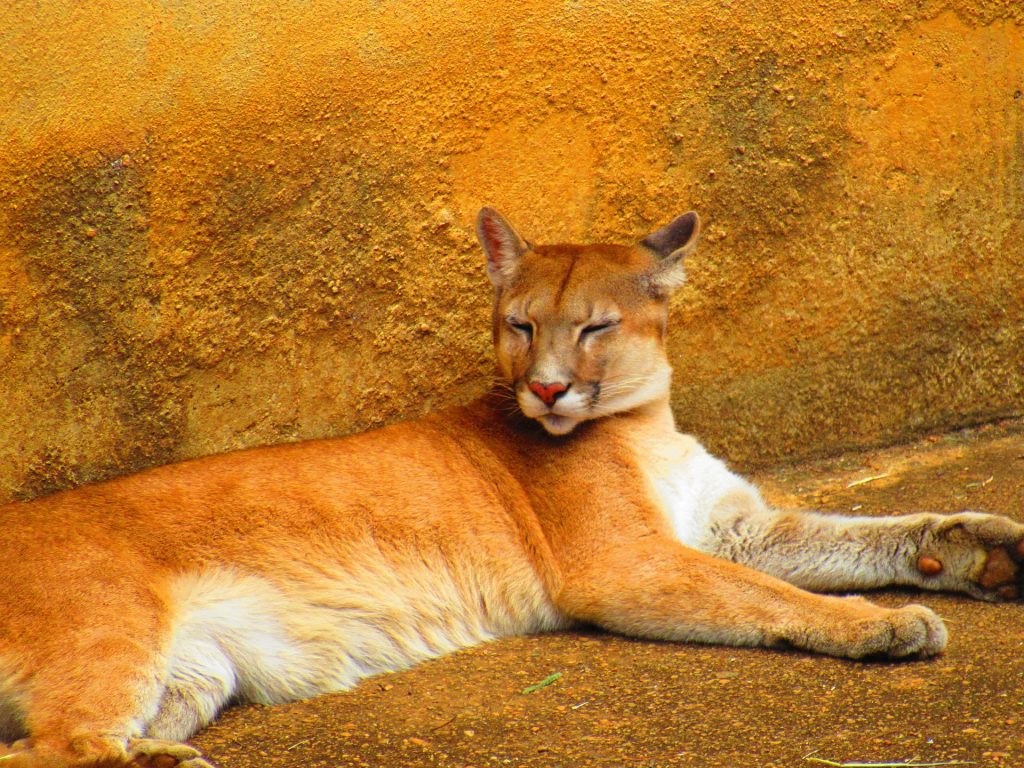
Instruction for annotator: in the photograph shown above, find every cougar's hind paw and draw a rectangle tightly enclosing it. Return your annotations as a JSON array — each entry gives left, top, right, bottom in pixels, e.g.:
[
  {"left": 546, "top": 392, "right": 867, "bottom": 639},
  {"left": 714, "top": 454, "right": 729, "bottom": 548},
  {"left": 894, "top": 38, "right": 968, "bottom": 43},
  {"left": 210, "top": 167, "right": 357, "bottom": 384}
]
[{"left": 129, "top": 739, "right": 214, "bottom": 768}]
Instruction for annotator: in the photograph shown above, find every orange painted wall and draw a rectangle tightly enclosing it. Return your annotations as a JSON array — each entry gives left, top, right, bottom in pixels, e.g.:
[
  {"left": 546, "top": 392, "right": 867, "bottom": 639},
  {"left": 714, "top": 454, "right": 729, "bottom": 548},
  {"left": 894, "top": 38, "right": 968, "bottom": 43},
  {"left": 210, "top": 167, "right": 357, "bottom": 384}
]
[{"left": 1, "top": 1, "right": 1022, "bottom": 500}]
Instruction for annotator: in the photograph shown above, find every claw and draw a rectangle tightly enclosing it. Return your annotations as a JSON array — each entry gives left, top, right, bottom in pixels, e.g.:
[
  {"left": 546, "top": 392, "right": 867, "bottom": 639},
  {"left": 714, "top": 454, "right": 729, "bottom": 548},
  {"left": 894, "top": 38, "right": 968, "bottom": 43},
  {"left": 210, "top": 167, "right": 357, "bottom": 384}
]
[
  {"left": 135, "top": 756, "right": 180, "bottom": 768},
  {"left": 998, "top": 585, "right": 1019, "bottom": 600}
]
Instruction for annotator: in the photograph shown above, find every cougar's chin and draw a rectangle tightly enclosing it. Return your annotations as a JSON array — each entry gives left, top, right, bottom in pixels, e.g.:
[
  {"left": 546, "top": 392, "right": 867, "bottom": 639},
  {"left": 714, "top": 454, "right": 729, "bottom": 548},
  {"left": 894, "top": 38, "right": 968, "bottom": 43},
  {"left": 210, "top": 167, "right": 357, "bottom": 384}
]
[
  {"left": 537, "top": 413, "right": 580, "bottom": 436},
  {"left": 516, "top": 397, "right": 583, "bottom": 435}
]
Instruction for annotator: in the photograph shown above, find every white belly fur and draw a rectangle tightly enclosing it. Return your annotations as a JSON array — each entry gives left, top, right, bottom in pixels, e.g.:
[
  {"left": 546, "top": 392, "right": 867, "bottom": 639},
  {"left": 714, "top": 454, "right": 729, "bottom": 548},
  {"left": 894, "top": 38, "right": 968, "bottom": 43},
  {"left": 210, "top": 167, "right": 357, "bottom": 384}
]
[{"left": 163, "top": 553, "right": 567, "bottom": 706}]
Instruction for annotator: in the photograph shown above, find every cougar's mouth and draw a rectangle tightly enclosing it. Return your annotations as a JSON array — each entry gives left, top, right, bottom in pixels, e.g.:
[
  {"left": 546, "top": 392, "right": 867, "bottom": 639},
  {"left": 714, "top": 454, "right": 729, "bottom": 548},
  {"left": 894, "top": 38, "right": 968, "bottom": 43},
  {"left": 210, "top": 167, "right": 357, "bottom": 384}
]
[{"left": 516, "top": 380, "right": 604, "bottom": 436}]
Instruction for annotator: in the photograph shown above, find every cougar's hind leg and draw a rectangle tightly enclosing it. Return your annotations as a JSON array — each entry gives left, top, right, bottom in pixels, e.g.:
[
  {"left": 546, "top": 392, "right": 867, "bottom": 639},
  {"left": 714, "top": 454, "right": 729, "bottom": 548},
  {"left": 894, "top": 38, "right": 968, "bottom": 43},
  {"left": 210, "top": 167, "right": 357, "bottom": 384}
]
[
  {"left": 9, "top": 633, "right": 171, "bottom": 766},
  {"left": 7, "top": 633, "right": 222, "bottom": 767},
  {"left": 0, "top": 576, "right": 222, "bottom": 767}
]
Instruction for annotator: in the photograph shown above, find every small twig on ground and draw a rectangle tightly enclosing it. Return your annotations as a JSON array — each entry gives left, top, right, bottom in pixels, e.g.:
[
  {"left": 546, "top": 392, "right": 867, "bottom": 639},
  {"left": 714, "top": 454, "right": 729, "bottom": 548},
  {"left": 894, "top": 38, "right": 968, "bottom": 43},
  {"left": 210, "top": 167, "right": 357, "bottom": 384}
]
[
  {"left": 430, "top": 715, "right": 458, "bottom": 732},
  {"left": 965, "top": 476, "right": 994, "bottom": 488},
  {"left": 805, "top": 758, "right": 974, "bottom": 767},
  {"left": 847, "top": 473, "right": 892, "bottom": 488}
]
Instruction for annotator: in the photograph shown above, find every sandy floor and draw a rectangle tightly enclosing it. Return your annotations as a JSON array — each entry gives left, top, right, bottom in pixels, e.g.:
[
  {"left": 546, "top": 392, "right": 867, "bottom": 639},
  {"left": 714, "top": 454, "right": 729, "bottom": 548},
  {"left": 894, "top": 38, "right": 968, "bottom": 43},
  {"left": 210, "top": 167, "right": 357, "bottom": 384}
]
[{"left": 194, "top": 417, "right": 1024, "bottom": 768}]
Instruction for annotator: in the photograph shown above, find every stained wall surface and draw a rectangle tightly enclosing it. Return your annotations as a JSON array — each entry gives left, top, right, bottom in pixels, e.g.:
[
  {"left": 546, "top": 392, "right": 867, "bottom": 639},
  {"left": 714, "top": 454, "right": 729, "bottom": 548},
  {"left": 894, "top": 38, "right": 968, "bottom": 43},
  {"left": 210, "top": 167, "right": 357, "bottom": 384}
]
[{"left": 1, "top": 1, "right": 1022, "bottom": 501}]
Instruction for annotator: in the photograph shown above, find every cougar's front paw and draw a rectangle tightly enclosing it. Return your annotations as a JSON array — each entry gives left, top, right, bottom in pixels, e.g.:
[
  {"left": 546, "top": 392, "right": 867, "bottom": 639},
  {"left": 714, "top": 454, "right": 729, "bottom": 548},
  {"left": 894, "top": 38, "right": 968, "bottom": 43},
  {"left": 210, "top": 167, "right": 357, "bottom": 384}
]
[
  {"left": 916, "top": 512, "right": 1024, "bottom": 600},
  {"left": 838, "top": 601, "right": 947, "bottom": 659},
  {"left": 862, "top": 604, "right": 947, "bottom": 658},
  {"left": 792, "top": 597, "right": 947, "bottom": 659}
]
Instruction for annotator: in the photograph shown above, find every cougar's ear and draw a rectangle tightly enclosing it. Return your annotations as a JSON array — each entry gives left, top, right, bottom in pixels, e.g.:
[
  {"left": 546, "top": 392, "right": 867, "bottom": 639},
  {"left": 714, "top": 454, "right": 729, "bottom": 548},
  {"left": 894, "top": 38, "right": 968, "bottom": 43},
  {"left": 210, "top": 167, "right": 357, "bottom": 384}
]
[
  {"left": 641, "top": 211, "right": 701, "bottom": 297},
  {"left": 476, "top": 207, "right": 530, "bottom": 289}
]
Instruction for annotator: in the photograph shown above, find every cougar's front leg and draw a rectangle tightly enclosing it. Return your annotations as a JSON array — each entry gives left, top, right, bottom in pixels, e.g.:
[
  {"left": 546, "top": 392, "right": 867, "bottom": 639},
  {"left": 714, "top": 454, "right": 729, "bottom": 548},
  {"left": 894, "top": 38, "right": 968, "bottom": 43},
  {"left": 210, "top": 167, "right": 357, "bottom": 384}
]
[
  {"left": 702, "top": 500, "right": 1024, "bottom": 600},
  {"left": 555, "top": 538, "right": 946, "bottom": 659}
]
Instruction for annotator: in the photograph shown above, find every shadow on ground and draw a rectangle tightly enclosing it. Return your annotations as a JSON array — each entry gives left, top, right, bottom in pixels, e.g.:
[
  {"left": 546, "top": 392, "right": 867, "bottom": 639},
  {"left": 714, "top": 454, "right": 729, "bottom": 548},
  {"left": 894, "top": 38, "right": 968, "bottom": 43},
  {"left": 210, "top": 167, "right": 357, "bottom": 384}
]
[{"left": 194, "top": 418, "right": 1024, "bottom": 768}]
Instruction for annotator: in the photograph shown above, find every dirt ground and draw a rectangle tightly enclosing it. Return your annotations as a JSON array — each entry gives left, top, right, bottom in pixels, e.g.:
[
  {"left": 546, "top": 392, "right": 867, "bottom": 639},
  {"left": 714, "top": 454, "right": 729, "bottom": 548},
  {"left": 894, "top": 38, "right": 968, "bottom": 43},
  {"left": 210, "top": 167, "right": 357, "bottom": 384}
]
[{"left": 193, "top": 417, "right": 1024, "bottom": 768}]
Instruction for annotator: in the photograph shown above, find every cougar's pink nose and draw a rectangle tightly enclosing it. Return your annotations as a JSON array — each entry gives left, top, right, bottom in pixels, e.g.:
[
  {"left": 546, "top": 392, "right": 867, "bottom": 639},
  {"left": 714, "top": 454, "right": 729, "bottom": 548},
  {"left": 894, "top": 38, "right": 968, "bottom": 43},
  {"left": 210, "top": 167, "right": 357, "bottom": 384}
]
[{"left": 528, "top": 381, "right": 568, "bottom": 406}]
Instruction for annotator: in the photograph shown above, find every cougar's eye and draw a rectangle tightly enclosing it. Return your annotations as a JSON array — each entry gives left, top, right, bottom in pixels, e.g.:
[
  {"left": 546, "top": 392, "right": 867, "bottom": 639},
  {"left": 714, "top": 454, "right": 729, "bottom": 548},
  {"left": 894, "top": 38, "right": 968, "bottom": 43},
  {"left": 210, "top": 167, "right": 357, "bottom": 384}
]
[
  {"left": 506, "top": 318, "right": 533, "bottom": 338},
  {"left": 579, "top": 319, "right": 619, "bottom": 341}
]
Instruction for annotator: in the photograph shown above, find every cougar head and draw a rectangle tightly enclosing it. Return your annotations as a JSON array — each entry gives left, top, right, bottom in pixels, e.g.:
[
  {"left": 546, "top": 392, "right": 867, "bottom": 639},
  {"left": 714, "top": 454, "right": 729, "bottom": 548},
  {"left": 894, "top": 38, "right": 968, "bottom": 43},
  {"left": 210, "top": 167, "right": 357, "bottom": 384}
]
[{"left": 476, "top": 207, "right": 701, "bottom": 436}]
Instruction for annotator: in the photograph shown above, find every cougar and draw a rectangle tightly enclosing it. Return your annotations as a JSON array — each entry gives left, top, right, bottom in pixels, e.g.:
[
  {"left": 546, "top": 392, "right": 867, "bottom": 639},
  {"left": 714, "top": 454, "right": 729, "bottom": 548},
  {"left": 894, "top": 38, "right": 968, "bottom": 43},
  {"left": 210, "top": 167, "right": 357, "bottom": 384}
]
[{"left": 0, "top": 208, "right": 1020, "bottom": 767}]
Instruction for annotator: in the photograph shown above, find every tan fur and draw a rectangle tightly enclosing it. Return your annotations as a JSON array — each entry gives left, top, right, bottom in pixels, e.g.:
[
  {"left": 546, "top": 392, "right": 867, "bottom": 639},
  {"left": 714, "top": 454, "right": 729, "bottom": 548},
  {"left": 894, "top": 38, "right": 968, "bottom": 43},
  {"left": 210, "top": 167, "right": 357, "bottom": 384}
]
[{"left": 0, "top": 209, "right": 1021, "bottom": 767}]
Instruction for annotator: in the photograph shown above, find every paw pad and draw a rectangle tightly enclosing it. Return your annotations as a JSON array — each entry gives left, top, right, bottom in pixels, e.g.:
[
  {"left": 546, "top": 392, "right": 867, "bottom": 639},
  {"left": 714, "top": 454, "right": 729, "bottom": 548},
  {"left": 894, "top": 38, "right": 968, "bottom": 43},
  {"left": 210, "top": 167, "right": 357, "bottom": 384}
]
[{"left": 979, "top": 547, "right": 1017, "bottom": 590}]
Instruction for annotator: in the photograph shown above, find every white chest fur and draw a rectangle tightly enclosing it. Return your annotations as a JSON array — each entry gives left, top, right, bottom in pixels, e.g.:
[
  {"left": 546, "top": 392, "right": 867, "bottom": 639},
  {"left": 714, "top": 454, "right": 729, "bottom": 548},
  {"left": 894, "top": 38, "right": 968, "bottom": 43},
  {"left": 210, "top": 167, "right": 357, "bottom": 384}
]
[{"left": 633, "top": 430, "right": 766, "bottom": 550}]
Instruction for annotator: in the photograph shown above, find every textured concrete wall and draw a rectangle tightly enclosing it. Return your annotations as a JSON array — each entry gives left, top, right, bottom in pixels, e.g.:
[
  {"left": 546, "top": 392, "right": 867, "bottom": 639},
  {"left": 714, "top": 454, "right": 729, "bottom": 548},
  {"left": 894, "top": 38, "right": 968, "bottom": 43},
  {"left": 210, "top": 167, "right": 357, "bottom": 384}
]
[{"left": 1, "top": 1, "right": 1022, "bottom": 501}]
